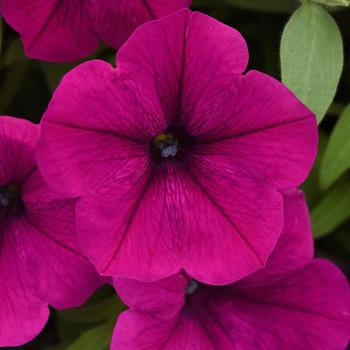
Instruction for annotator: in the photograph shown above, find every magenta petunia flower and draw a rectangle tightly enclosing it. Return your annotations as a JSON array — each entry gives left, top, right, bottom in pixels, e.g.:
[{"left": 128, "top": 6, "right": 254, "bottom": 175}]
[
  {"left": 113, "top": 191, "right": 350, "bottom": 350},
  {"left": 37, "top": 9, "right": 317, "bottom": 284},
  {"left": 0, "top": 0, "right": 191, "bottom": 62},
  {"left": 0, "top": 116, "right": 103, "bottom": 347}
]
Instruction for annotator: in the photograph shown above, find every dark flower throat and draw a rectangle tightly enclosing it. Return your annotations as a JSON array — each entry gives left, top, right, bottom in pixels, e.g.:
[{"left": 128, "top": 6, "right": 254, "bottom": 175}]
[
  {"left": 151, "top": 126, "right": 195, "bottom": 162},
  {"left": 0, "top": 184, "right": 24, "bottom": 220}
]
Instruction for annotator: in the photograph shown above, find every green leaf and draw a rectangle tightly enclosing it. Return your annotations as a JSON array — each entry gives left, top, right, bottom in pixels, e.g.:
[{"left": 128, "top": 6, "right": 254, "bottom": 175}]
[
  {"left": 66, "top": 322, "right": 114, "bottom": 350},
  {"left": 45, "top": 343, "right": 71, "bottom": 350},
  {"left": 312, "top": 180, "right": 350, "bottom": 239},
  {"left": 312, "top": 0, "right": 350, "bottom": 6},
  {"left": 301, "top": 129, "right": 328, "bottom": 208},
  {"left": 3, "top": 39, "right": 26, "bottom": 66},
  {"left": 220, "top": 0, "right": 298, "bottom": 13},
  {"left": 319, "top": 104, "right": 350, "bottom": 189},
  {"left": 280, "top": 2, "right": 343, "bottom": 123},
  {"left": 41, "top": 62, "right": 76, "bottom": 93},
  {"left": 59, "top": 296, "right": 125, "bottom": 325},
  {"left": 56, "top": 314, "right": 90, "bottom": 344}
]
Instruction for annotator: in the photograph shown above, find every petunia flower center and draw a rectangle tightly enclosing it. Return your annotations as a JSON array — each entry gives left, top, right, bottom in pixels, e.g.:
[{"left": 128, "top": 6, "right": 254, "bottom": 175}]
[
  {"left": 0, "top": 184, "right": 25, "bottom": 219},
  {"left": 153, "top": 132, "right": 179, "bottom": 159},
  {"left": 186, "top": 279, "right": 199, "bottom": 295},
  {"left": 151, "top": 126, "right": 195, "bottom": 162}
]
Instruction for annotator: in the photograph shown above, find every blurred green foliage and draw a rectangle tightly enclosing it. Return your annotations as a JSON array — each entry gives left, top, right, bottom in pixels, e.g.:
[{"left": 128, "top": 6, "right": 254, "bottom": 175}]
[
  {"left": 281, "top": 1, "right": 343, "bottom": 123},
  {"left": 320, "top": 104, "right": 350, "bottom": 188},
  {"left": 1, "top": 0, "right": 350, "bottom": 348}
]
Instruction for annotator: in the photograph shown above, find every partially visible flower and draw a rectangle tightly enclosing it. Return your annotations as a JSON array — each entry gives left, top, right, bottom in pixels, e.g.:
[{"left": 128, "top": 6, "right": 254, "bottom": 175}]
[
  {"left": 0, "top": 116, "right": 103, "bottom": 347},
  {"left": 37, "top": 9, "right": 317, "bottom": 285},
  {"left": 0, "top": 0, "right": 191, "bottom": 62},
  {"left": 113, "top": 191, "right": 350, "bottom": 350}
]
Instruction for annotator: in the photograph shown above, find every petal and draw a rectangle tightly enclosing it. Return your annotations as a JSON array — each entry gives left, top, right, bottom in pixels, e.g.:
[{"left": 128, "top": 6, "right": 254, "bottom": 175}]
[
  {"left": 20, "top": 169, "right": 104, "bottom": 309},
  {"left": 144, "top": 0, "right": 192, "bottom": 15},
  {"left": 1, "top": 0, "right": 99, "bottom": 62},
  {"left": 37, "top": 60, "right": 161, "bottom": 197},
  {"left": 116, "top": 9, "right": 248, "bottom": 124},
  {"left": 76, "top": 165, "right": 183, "bottom": 282},
  {"left": 192, "top": 71, "right": 318, "bottom": 190},
  {"left": 0, "top": 116, "right": 38, "bottom": 185},
  {"left": 114, "top": 260, "right": 350, "bottom": 350},
  {"left": 245, "top": 189, "right": 313, "bottom": 282},
  {"left": 112, "top": 311, "right": 214, "bottom": 350},
  {"left": 205, "top": 260, "right": 350, "bottom": 349},
  {"left": 77, "top": 162, "right": 283, "bottom": 284},
  {"left": 181, "top": 159, "right": 283, "bottom": 285},
  {"left": 0, "top": 221, "right": 49, "bottom": 347},
  {"left": 93, "top": 0, "right": 191, "bottom": 50},
  {"left": 114, "top": 274, "right": 187, "bottom": 319}
]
